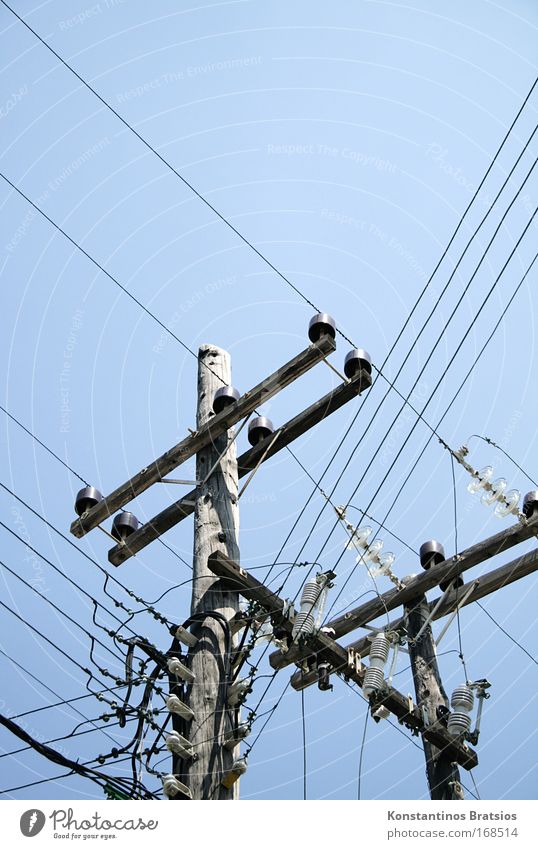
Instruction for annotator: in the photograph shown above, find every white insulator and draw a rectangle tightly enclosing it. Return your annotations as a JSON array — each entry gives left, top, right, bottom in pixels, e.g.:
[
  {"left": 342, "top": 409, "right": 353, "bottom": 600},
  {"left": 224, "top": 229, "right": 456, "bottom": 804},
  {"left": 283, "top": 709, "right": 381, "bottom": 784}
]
[
  {"left": 467, "top": 466, "right": 493, "bottom": 494},
  {"left": 448, "top": 685, "right": 474, "bottom": 737},
  {"left": 495, "top": 489, "right": 521, "bottom": 518},
  {"left": 165, "top": 731, "right": 194, "bottom": 760},
  {"left": 292, "top": 611, "right": 315, "bottom": 638},
  {"left": 300, "top": 581, "right": 323, "bottom": 607},
  {"left": 162, "top": 774, "right": 191, "bottom": 799},
  {"left": 451, "top": 685, "right": 474, "bottom": 711},
  {"left": 370, "top": 633, "right": 391, "bottom": 663},
  {"left": 481, "top": 477, "right": 507, "bottom": 505},
  {"left": 223, "top": 723, "right": 251, "bottom": 750},
  {"left": 167, "top": 656, "right": 195, "bottom": 684},
  {"left": 292, "top": 575, "right": 332, "bottom": 639},
  {"left": 166, "top": 694, "right": 194, "bottom": 721},
  {"left": 362, "top": 633, "right": 390, "bottom": 697},
  {"left": 174, "top": 625, "right": 197, "bottom": 648},
  {"left": 227, "top": 678, "right": 251, "bottom": 707},
  {"left": 448, "top": 711, "right": 472, "bottom": 736}
]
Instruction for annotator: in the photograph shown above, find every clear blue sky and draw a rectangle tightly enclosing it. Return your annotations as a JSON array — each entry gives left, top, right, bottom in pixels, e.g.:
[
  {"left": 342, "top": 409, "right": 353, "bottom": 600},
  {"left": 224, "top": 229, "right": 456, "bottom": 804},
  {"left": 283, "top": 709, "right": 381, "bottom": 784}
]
[{"left": 0, "top": 0, "right": 537, "bottom": 801}]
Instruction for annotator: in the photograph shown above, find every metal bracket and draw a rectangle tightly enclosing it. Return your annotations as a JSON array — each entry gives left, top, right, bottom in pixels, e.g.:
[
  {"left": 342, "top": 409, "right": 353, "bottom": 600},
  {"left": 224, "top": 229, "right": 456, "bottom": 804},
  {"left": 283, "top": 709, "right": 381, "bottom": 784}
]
[
  {"left": 238, "top": 429, "right": 281, "bottom": 500},
  {"left": 347, "top": 647, "right": 364, "bottom": 676},
  {"left": 467, "top": 679, "right": 492, "bottom": 745},
  {"left": 435, "top": 581, "right": 479, "bottom": 646}
]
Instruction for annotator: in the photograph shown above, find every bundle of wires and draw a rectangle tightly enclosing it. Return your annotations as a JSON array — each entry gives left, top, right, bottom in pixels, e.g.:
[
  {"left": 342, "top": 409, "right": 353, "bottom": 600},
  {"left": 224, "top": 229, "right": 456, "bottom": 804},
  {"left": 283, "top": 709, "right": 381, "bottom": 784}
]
[{"left": 0, "top": 713, "right": 159, "bottom": 799}]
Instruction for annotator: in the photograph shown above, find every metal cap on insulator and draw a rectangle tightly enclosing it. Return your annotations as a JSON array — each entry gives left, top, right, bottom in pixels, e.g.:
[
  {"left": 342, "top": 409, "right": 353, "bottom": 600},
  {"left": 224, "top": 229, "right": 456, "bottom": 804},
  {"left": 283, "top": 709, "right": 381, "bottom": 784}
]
[
  {"left": 212, "top": 385, "right": 240, "bottom": 415},
  {"left": 419, "top": 539, "right": 446, "bottom": 569},
  {"left": 74, "top": 486, "right": 103, "bottom": 517},
  {"left": 522, "top": 490, "right": 538, "bottom": 519},
  {"left": 308, "top": 312, "right": 336, "bottom": 343},
  {"left": 111, "top": 511, "right": 139, "bottom": 541},
  {"left": 248, "top": 416, "right": 275, "bottom": 446},
  {"left": 419, "top": 539, "right": 463, "bottom": 592},
  {"left": 344, "top": 348, "right": 372, "bottom": 379}
]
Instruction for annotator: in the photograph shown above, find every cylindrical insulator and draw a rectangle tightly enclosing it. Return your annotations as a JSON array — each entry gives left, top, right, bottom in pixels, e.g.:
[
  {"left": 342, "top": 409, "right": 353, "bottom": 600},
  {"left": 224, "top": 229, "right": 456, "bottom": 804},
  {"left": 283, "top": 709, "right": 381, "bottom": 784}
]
[
  {"left": 362, "top": 633, "right": 390, "bottom": 697},
  {"left": 74, "top": 486, "right": 103, "bottom": 516},
  {"left": 344, "top": 348, "right": 372, "bottom": 379},
  {"left": 300, "top": 581, "right": 323, "bottom": 607},
  {"left": 308, "top": 312, "right": 336, "bottom": 343},
  {"left": 212, "top": 385, "right": 240, "bottom": 415},
  {"left": 111, "top": 511, "right": 139, "bottom": 541},
  {"left": 370, "top": 633, "right": 391, "bottom": 663},
  {"left": 447, "top": 685, "right": 474, "bottom": 737},
  {"left": 447, "top": 711, "right": 472, "bottom": 736},
  {"left": 450, "top": 685, "right": 474, "bottom": 712},
  {"left": 292, "top": 611, "right": 315, "bottom": 638},
  {"left": 522, "top": 490, "right": 538, "bottom": 519},
  {"left": 248, "top": 416, "right": 274, "bottom": 446},
  {"left": 363, "top": 666, "right": 385, "bottom": 694}
]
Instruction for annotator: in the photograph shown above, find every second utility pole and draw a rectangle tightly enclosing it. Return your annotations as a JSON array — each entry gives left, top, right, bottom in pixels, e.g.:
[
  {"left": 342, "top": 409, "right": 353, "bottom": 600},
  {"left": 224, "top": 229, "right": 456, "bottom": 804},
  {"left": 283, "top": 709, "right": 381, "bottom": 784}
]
[
  {"left": 405, "top": 593, "right": 464, "bottom": 800},
  {"left": 185, "top": 344, "right": 240, "bottom": 799}
]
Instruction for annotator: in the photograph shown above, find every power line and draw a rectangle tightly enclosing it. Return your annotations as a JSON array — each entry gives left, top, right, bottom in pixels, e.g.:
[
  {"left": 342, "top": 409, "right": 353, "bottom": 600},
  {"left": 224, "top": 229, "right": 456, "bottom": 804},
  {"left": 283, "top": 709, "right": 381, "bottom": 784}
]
[
  {"left": 476, "top": 601, "right": 538, "bottom": 665},
  {"left": 330, "top": 247, "right": 538, "bottom": 614},
  {"left": 0, "top": 479, "right": 169, "bottom": 621},
  {"left": 0, "top": 404, "right": 88, "bottom": 484},
  {"left": 0, "top": 596, "right": 127, "bottom": 699},
  {"left": 0, "top": 715, "right": 137, "bottom": 761},
  {"left": 0, "top": 713, "right": 158, "bottom": 799},
  {"left": 301, "top": 689, "right": 307, "bottom": 800},
  {"left": 324, "top": 214, "right": 537, "bottom": 616},
  {"left": 0, "top": 405, "right": 194, "bottom": 574},
  {"left": 0, "top": 647, "right": 120, "bottom": 746},
  {"left": 0, "top": 512, "right": 141, "bottom": 639},
  {"left": 0, "top": 554, "right": 127, "bottom": 666},
  {"left": 357, "top": 706, "right": 369, "bottom": 800},
  {"left": 468, "top": 434, "right": 538, "bottom": 489},
  {"left": 450, "top": 453, "right": 469, "bottom": 680},
  {"left": 232, "top": 232, "right": 538, "bottom": 736},
  {"left": 2, "top": 2, "right": 536, "bottom": 357},
  {"left": 265, "top": 144, "right": 538, "bottom": 600}
]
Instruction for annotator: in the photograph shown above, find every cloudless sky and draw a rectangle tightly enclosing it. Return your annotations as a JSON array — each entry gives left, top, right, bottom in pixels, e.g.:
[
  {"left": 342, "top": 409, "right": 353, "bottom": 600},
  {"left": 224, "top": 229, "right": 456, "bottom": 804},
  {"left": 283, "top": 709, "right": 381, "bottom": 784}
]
[{"left": 0, "top": 0, "right": 537, "bottom": 801}]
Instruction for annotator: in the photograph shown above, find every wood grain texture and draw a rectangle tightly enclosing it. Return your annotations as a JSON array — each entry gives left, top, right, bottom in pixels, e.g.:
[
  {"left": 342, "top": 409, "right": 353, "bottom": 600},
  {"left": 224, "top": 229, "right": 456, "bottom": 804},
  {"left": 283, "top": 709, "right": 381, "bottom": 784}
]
[
  {"left": 71, "top": 334, "right": 335, "bottom": 538},
  {"left": 272, "top": 517, "right": 538, "bottom": 673},
  {"left": 290, "top": 546, "right": 538, "bottom": 692},
  {"left": 108, "top": 367, "right": 370, "bottom": 566},
  {"left": 206, "top": 551, "right": 477, "bottom": 770},
  {"left": 406, "top": 596, "right": 464, "bottom": 800},
  {"left": 183, "top": 345, "right": 240, "bottom": 800}
]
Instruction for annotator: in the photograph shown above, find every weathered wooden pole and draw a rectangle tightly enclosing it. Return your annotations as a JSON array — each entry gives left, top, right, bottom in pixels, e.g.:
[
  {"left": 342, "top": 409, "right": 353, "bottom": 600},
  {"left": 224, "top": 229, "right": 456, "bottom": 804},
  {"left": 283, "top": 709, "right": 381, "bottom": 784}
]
[
  {"left": 184, "top": 344, "right": 240, "bottom": 799},
  {"left": 405, "top": 593, "right": 464, "bottom": 800}
]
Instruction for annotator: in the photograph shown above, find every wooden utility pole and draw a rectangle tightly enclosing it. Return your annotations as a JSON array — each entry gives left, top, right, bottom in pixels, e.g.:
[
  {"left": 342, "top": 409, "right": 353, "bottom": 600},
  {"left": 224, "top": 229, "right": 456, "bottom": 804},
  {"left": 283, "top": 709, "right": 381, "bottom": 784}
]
[
  {"left": 184, "top": 344, "right": 240, "bottom": 800},
  {"left": 405, "top": 594, "right": 464, "bottom": 800}
]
